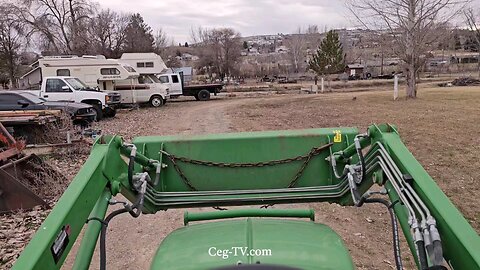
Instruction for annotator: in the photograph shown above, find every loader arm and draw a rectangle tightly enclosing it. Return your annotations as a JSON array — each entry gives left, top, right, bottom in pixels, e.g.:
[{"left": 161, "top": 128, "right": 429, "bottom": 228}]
[{"left": 12, "top": 125, "right": 480, "bottom": 270}]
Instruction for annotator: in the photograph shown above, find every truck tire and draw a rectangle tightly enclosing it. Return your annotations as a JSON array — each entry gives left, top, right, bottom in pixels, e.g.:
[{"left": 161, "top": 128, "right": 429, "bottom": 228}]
[
  {"left": 150, "top": 95, "right": 164, "bottom": 107},
  {"left": 92, "top": 104, "right": 103, "bottom": 121},
  {"left": 104, "top": 107, "right": 117, "bottom": 118},
  {"left": 197, "top": 90, "right": 211, "bottom": 101}
]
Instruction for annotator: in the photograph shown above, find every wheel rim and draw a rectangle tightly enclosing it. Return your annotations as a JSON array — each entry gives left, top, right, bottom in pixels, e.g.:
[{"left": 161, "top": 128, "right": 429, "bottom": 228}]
[{"left": 152, "top": 98, "right": 162, "bottom": 107}]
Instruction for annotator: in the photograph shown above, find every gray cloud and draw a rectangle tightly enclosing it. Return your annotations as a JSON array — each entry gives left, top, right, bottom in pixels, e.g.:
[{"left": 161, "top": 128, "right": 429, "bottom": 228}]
[{"left": 96, "top": 0, "right": 351, "bottom": 42}]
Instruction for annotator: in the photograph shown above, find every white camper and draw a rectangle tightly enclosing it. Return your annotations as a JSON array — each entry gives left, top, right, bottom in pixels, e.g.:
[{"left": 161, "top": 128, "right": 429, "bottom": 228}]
[
  {"left": 19, "top": 55, "right": 138, "bottom": 90},
  {"left": 19, "top": 55, "right": 170, "bottom": 107}
]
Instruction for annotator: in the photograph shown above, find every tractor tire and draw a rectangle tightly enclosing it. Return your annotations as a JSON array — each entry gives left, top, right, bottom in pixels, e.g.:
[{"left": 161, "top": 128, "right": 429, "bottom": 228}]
[
  {"left": 92, "top": 104, "right": 103, "bottom": 121},
  {"left": 197, "top": 90, "right": 211, "bottom": 101},
  {"left": 150, "top": 95, "right": 165, "bottom": 107}
]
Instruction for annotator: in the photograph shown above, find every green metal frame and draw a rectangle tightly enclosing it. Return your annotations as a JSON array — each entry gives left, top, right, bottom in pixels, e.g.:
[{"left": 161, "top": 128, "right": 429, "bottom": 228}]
[{"left": 11, "top": 125, "right": 480, "bottom": 270}]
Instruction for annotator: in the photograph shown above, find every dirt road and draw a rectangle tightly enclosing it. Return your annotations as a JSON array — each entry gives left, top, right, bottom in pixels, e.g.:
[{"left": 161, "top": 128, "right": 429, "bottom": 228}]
[{"left": 61, "top": 86, "right": 479, "bottom": 270}]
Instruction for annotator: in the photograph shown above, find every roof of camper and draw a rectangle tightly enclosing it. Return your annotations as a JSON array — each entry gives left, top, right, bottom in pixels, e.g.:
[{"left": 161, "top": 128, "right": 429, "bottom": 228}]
[
  {"left": 120, "top": 53, "right": 164, "bottom": 60},
  {"left": 120, "top": 53, "right": 168, "bottom": 74}
]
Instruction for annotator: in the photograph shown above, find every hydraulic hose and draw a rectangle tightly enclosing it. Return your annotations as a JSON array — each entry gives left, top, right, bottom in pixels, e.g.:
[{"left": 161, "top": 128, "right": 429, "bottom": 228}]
[
  {"left": 127, "top": 145, "right": 137, "bottom": 189},
  {"left": 416, "top": 240, "right": 428, "bottom": 270},
  {"left": 99, "top": 192, "right": 146, "bottom": 270},
  {"left": 363, "top": 198, "right": 403, "bottom": 270},
  {"left": 99, "top": 208, "right": 129, "bottom": 270}
]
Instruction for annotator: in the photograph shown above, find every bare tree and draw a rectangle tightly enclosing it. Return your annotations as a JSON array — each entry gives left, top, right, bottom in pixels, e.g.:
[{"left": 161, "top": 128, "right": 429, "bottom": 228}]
[
  {"left": 14, "top": 0, "right": 93, "bottom": 54},
  {"left": 285, "top": 27, "right": 307, "bottom": 73},
  {"left": 191, "top": 27, "right": 241, "bottom": 80},
  {"left": 464, "top": 8, "right": 480, "bottom": 77},
  {"left": 348, "top": 0, "right": 469, "bottom": 98},
  {"left": 306, "top": 25, "right": 319, "bottom": 35},
  {"left": 154, "top": 28, "right": 172, "bottom": 59},
  {"left": 0, "top": 4, "right": 26, "bottom": 88},
  {"left": 89, "top": 9, "right": 129, "bottom": 58}
]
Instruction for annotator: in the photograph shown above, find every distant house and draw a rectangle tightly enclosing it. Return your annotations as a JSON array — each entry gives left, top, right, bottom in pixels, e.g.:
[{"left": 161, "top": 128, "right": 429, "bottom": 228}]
[
  {"left": 345, "top": 64, "right": 364, "bottom": 77},
  {"left": 248, "top": 47, "right": 260, "bottom": 56},
  {"left": 181, "top": 53, "right": 199, "bottom": 61},
  {"left": 276, "top": 46, "right": 289, "bottom": 53}
]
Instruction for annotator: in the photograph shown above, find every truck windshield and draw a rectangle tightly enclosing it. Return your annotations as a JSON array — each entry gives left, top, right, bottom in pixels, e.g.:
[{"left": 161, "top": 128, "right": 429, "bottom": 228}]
[
  {"left": 65, "top": 78, "right": 89, "bottom": 90},
  {"left": 147, "top": 74, "right": 161, "bottom": 83}
]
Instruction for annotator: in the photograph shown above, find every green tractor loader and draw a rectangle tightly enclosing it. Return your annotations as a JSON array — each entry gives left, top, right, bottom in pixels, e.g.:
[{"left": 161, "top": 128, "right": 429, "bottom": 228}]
[{"left": 12, "top": 124, "right": 480, "bottom": 270}]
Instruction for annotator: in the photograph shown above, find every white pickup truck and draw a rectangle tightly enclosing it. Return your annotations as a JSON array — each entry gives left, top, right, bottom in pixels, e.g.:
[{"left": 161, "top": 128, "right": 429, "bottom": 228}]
[
  {"left": 158, "top": 73, "right": 223, "bottom": 101},
  {"left": 26, "top": 76, "right": 121, "bottom": 120}
]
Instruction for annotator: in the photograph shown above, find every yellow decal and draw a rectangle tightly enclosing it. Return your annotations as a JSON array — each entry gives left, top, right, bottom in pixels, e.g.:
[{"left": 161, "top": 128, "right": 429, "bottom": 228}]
[{"left": 333, "top": 130, "right": 342, "bottom": 143}]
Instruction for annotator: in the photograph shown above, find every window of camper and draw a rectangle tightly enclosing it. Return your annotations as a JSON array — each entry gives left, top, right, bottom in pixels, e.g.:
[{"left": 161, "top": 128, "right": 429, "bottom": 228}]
[
  {"left": 159, "top": 76, "right": 169, "bottom": 83},
  {"left": 145, "top": 62, "right": 154, "bottom": 68},
  {"left": 56, "top": 69, "right": 70, "bottom": 76},
  {"left": 137, "top": 62, "right": 145, "bottom": 68},
  {"left": 101, "top": 68, "right": 120, "bottom": 75},
  {"left": 123, "top": 65, "right": 136, "bottom": 73}
]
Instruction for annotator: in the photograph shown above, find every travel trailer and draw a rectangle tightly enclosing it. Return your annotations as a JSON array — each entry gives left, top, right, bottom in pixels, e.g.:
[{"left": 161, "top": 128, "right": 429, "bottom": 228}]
[
  {"left": 120, "top": 53, "right": 223, "bottom": 101},
  {"left": 19, "top": 55, "right": 170, "bottom": 107}
]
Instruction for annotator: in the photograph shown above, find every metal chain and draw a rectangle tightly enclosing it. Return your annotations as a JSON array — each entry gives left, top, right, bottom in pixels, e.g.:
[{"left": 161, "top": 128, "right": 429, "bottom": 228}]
[{"left": 161, "top": 143, "right": 333, "bottom": 191}]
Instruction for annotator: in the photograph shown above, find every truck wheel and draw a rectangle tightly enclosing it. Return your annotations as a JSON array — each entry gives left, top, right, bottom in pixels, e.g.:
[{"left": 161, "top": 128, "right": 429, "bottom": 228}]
[
  {"left": 92, "top": 104, "right": 103, "bottom": 121},
  {"left": 150, "top": 95, "right": 164, "bottom": 107},
  {"left": 105, "top": 108, "right": 117, "bottom": 118},
  {"left": 197, "top": 90, "right": 211, "bottom": 101}
]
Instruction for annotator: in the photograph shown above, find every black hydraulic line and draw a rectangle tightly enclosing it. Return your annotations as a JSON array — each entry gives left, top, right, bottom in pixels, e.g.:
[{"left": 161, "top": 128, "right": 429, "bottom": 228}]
[
  {"left": 100, "top": 208, "right": 129, "bottom": 270},
  {"left": 417, "top": 240, "right": 428, "bottom": 270},
  {"left": 99, "top": 192, "right": 145, "bottom": 270},
  {"left": 362, "top": 198, "right": 403, "bottom": 270}
]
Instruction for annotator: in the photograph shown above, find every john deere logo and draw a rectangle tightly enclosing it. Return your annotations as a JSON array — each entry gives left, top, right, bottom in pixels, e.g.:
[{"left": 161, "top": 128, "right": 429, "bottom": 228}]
[{"left": 333, "top": 130, "right": 342, "bottom": 143}]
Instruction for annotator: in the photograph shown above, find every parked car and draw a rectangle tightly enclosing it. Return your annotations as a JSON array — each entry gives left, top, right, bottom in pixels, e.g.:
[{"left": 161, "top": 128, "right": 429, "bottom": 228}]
[{"left": 0, "top": 91, "right": 96, "bottom": 124}]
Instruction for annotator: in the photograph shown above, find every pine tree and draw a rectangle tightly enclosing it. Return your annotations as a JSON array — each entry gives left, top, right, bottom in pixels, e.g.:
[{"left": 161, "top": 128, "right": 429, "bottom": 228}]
[
  {"left": 308, "top": 30, "right": 344, "bottom": 76},
  {"left": 124, "top": 13, "right": 154, "bottom": 53}
]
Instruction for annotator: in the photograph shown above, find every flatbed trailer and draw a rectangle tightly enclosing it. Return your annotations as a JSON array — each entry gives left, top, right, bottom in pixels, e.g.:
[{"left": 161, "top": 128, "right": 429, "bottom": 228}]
[
  {"left": 158, "top": 73, "right": 223, "bottom": 101},
  {"left": 182, "top": 83, "right": 224, "bottom": 101}
]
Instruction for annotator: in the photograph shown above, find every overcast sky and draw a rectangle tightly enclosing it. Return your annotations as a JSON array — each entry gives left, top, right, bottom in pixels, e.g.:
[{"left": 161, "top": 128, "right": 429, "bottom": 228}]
[{"left": 96, "top": 0, "right": 352, "bottom": 43}]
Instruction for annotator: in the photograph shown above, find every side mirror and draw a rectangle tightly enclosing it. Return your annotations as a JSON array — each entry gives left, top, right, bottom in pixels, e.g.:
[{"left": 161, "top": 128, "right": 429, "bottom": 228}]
[
  {"left": 62, "top": 85, "right": 71, "bottom": 92},
  {"left": 17, "top": 100, "right": 30, "bottom": 108}
]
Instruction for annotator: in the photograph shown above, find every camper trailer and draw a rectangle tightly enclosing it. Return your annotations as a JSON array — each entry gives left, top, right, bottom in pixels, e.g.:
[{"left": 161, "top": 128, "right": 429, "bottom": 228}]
[
  {"left": 19, "top": 55, "right": 138, "bottom": 90},
  {"left": 19, "top": 55, "right": 170, "bottom": 107}
]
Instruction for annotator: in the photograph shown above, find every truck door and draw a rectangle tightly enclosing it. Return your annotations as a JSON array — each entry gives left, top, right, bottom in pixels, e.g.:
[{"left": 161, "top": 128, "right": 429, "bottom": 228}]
[
  {"left": 170, "top": 74, "right": 183, "bottom": 96},
  {"left": 44, "top": 78, "right": 74, "bottom": 102},
  {"left": 160, "top": 75, "right": 182, "bottom": 96},
  {"left": 135, "top": 75, "right": 153, "bottom": 103}
]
